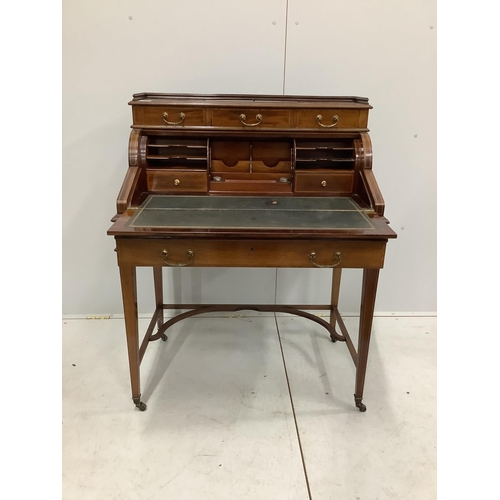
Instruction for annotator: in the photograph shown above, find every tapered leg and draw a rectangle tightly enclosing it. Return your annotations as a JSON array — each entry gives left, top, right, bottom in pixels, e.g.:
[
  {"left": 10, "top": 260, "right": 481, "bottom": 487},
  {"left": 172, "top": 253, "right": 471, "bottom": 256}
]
[
  {"left": 153, "top": 266, "right": 165, "bottom": 330},
  {"left": 119, "top": 264, "right": 146, "bottom": 411},
  {"left": 354, "top": 268, "right": 380, "bottom": 412},
  {"left": 329, "top": 268, "right": 342, "bottom": 342}
]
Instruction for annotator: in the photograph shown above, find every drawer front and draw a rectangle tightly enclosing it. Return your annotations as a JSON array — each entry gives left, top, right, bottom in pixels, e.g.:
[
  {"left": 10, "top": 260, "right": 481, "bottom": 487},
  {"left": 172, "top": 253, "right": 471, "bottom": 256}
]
[
  {"left": 116, "top": 238, "right": 386, "bottom": 269},
  {"left": 147, "top": 170, "right": 208, "bottom": 193},
  {"left": 211, "top": 108, "right": 291, "bottom": 128},
  {"left": 133, "top": 106, "right": 206, "bottom": 127},
  {"left": 132, "top": 106, "right": 367, "bottom": 130},
  {"left": 295, "top": 108, "right": 368, "bottom": 130},
  {"left": 294, "top": 171, "right": 354, "bottom": 194}
]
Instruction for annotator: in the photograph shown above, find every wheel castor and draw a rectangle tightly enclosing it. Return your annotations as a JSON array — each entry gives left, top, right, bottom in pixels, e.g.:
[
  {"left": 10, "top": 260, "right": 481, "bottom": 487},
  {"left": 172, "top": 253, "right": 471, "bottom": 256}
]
[
  {"left": 354, "top": 397, "right": 366, "bottom": 412},
  {"left": 135, "top": 401, "right": 147, "bottom": 411},
  {"left": 161, "top": 333, "right": 168, "bottom": 342}
]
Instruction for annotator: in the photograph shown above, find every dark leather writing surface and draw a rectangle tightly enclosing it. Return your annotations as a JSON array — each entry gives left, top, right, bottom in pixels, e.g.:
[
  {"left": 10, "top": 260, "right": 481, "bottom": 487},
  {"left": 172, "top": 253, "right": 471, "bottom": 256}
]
[{"left": 128, "top": 195, "right": 374, "bottom": 230}]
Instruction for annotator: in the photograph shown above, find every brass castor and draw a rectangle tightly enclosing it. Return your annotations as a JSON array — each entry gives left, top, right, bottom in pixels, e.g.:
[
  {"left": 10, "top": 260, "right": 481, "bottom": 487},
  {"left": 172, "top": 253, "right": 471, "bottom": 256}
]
[
  {"left": 354, "top": 397, "right": 366, "bottom": 412},
  {"left": 135, "top": 402, "right": 147, "bottom": 411},
  {"left": 161, "top": 333, "right": 168, "bottom": 342},
  {"left": 133, "top": 397, "right": 147, "bottom": 411}
]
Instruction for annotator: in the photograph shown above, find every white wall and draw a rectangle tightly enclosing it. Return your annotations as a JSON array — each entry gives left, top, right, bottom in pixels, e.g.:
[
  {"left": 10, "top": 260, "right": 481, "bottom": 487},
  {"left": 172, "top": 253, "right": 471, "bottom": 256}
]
[
  {"left": 279, "top": 0, "right": 437, "bottom": 312},
  {"left": 62, "top": 0, "right": 436, "bottom": 315}
]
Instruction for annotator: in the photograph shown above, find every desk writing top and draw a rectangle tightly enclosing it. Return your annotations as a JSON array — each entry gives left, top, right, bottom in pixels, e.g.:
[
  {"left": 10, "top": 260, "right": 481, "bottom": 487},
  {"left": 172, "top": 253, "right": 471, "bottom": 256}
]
[{"left": 108, "top": 195, "right": 396, "bottom": 240}]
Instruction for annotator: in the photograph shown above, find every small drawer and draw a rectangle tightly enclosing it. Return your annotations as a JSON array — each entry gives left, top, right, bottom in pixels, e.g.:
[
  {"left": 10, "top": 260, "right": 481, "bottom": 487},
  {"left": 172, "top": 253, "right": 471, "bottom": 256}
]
[
  {"left": 295, "top": 109, "right": 368, "bottom": 130},
  {"left": 133, "top": 106, "right": 206, "bottom": 127},
  {"left": 211, "top": 108, "right": 291, "bottom": 128},
  {"left": 147, "top": 170, "right": 208, "bottom": 193},
  {"left": 294, "top": 171, "right": 354, "bottom": 194}
]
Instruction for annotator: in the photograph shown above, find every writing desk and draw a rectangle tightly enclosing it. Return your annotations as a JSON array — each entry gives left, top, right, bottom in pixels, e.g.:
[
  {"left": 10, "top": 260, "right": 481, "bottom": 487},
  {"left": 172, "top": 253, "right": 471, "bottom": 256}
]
[{"left": 108, "top": 93, "right": 396, "bottom": 412}]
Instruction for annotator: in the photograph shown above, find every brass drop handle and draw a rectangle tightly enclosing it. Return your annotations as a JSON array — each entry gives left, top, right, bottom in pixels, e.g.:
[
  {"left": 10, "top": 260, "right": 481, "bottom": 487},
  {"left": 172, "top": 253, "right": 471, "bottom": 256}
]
[
  {"left": 316, "top": 114, "right": 339, "bottom": 128},
  {"left": 309, "top": 251, "right": 342, "bottom": 268},
  {"left": 162, "top": 249, "right": 194, "bottom": 267},
  {"left": 174, "top": 179, "right": 180, "bottom": 185},
  {"left": 240, "top": 113, "right": 263, "bottom": 127},
  {"left": 321, "top": 180, "right": 327, "bottom": 187},
  {"left": 162, "top": 112, "right": 186, "bottom": 125}
]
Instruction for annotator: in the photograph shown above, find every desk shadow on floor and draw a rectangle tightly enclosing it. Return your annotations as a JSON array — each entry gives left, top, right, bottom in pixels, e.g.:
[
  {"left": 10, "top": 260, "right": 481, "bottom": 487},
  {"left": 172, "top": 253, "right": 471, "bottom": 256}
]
[{"left": 140, "top": 318, "right": 196, "bottom": 402}]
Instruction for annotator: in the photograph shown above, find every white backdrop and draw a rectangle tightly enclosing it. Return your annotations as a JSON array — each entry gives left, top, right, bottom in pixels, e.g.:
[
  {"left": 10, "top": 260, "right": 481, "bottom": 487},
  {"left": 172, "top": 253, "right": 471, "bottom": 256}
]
[{"left": 62, "top": 0, "right": 436, "bottom": 315}]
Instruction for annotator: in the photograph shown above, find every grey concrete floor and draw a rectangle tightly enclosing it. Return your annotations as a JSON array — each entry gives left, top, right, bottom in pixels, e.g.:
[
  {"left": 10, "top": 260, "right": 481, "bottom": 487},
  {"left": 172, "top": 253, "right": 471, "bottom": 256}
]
[{"left": 62, "top": 313, "right": 436, "bottom": 500}]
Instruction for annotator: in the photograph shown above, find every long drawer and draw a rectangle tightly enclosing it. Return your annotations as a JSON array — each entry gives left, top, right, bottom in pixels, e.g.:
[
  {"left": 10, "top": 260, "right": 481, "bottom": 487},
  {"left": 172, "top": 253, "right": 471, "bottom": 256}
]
[{"left": 116, "top": 238, "right": 386, "bottom": 269}]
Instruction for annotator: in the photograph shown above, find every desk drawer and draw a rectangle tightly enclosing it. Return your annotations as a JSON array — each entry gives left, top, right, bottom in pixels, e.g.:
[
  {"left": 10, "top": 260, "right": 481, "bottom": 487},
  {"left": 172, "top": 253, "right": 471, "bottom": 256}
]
[
  {"left": 294, "top": 171, "right": 354, "bottom": 194},
  {"left": 295, "top": 108, "right": 368, "bottom": 130},
  {"left": 211, "top": 108, "right": 291, "bottom": 129},
  {"left": 117, "top": 238, "right": 386, "bottom": 269},
  {"left": 147, "top": 170, "right": 208, "bottom": 193},
  {"left": 133, "top": 106, "right": 206, "bottom": 127}
]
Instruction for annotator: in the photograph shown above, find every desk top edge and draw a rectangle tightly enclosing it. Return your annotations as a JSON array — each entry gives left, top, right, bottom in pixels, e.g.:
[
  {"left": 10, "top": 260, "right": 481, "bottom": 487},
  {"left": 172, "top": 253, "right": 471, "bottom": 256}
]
[
  {"left": 130, "top": 92, "right": 372, "bottom": 109},
  {"left": 108, "top": 213, "right": 397, "bottom": 240}
]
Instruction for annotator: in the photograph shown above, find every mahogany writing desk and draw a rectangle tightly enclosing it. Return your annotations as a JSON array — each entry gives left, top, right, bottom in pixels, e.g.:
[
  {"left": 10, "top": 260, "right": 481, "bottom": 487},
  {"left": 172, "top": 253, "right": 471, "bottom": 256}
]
[{"left": 108, "top": 93, "right": 396, "bottom": 412}]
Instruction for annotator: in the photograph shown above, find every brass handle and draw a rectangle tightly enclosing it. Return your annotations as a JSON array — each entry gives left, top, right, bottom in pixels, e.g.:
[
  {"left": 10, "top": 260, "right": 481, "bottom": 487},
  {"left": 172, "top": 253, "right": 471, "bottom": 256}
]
[
  {"left": 309, "top": 251, "right": 342, "bottom": 268},
  {"left": 174, "top": 179, "right": 180, "bottom": 185},
  {"left": 240, "top": 113, "right": 263, "bottom": 127},
  {"left": 162, "top": 112, "right": 186, "bottom": 125},
  {"left": 321, "top": 180, "right": 327, "bottom": 187},
  {"left": 162, "top": 249, "right": 194, "bottom": 267},
  {"left": 316, "top": 114, "right": 339, "bottom": 128}
]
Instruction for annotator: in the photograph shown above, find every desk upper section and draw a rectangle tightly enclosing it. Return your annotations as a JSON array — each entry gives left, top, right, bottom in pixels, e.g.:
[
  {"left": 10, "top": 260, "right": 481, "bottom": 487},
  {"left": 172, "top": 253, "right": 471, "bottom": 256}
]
[
  {"left": 129, "top": 93, "right": 371, "bottom": 133},
  {"left": 115, "top": 93, "right": 389, "bottom": 226}
]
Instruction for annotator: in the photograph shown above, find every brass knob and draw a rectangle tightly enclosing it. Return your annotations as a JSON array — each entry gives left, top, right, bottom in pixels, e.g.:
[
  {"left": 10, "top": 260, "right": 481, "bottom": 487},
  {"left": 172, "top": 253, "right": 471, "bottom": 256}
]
[
  {"left": 321, "top": 180, "right": 327, "bottom": 187},
  {"left": 174, "top": 179, "right": 180, "bottom": 186}
]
